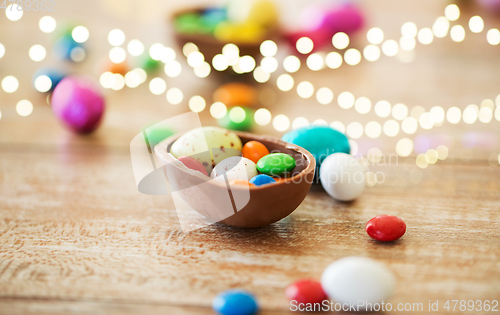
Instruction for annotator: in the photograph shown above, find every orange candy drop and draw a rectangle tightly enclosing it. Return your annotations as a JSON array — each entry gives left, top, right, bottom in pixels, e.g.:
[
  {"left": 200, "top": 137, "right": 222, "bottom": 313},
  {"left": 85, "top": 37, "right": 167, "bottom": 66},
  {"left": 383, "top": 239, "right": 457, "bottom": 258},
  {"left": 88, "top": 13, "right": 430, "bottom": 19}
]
[{"left": 242, "top": 141, "right": 270, "bottom": 164}]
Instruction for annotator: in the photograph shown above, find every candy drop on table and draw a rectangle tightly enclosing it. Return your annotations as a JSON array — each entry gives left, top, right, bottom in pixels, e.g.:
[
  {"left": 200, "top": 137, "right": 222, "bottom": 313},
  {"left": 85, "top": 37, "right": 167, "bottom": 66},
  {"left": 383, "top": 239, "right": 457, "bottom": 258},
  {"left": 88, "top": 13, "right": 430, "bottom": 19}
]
[
  {"left": 319, "top": 153, "right": 364, "bottom": 202},
  {"left": 139, "top": 56, "right": 160, "bottom": 74},
  {"left": 366, "top": 215, "right": 406, "bottom": 242},
  {"left": 106, "top": 62, "right": 128, "bottom": 75},
  {"left": 212, "top": 289, "right": 258, "bottom": 315},
  {"left": 321, "top": 256, "right": 396, "bottom": 309},
  {"left": 218, "top": 107, "right": 254, "bottom": 131},
  {"left": 32, "top": 68, "right": 65, "bottom": 93},
  {"left": 178, "top": 156, "right": 209, "bottom": 176},
  {"left": 170, "top": 127, "right": 242, "bottom": 174},
  {"left": 285, "top": 279, "right": 328, "bottom": 304},
  {"left": 282, "top": 126, "right": 350, "bottom": 169},
  {"left": 242, "top": 140, "right": 270, "bottom": 164},
  {"left": 249, "top": 174, "right": 276, "bottom": 186},
  {"left": 51, "top": 76, "right": 105, "bottom": 134},
  {"left": 211, "top": 156, "right": 257, "bottom": 183},
  {"left": 213, "top": 83, "right": 257, "bottom": 107},
  {"left": 201, "top": 7, "right": 228, "bottom": 34},
  {"left": 214, "top": 21, "right": 264, "bottom": 44},
  {"left": 256, "top": 153, "right": 296, "bottom": 176},
  {"left": 174, "top": 12, "right": 206, "bottom": 34}
]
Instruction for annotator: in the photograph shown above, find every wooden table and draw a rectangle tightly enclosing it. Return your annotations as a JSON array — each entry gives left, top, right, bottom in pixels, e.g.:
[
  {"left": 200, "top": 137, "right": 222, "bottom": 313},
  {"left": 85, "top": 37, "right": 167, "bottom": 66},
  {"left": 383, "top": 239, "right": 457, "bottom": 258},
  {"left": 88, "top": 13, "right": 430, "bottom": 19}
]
[{"left": 1, "top": 0, "right": 499, "bottom": 314}]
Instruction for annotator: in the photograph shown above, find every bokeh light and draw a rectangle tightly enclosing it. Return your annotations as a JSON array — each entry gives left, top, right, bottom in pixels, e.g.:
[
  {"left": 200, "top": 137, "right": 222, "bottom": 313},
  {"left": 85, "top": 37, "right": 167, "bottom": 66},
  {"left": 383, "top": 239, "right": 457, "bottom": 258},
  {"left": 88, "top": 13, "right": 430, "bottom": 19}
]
[
  {"left": 108, "top": 29, "right": 125, "bottom": 46},
  {"left": 183, "top": 42, "right": 199, "bottom": 57},
  {"left": 99, "top": 72, "right": 114, "bottom": 89},
  {"left": 354, "top": 97, "right": 371, "bottom": 114},
  {"left": 187, "top": 51, "right": 204, "bottom": 68},
  {"left": 374, "top": 100, "right": 391, "bottom": 118},
  {"left": 346, "top": 122, "right": 363, "bottom": 139},
  {"left": 6, "top": 4, "right": 23, "bottom": 21},
  {"left": 445, "top": 4, "right": 460, "bottom": 21},
  {"left": 402, "top": 117, "right": 418, "bottom": 134},
  {"left": 450, "top": 25, "right": 465, "bottom": 42},
  {"left": 325, "top": 52, "right": 343, "bottom": 69},
  {"left": 338, "top": 91, "right": 355, "bottom": 109},
  {"left": 283, "top": 55, "right": 301, "bottom": 73},
  {"left": 297, "top": 81, "right": 314, "bottom": 99},
  {"left": 463, "top": 105, "right": 478, "bottom": 124},
  {"left": 254, "top": 108, "right": 272, "bottom": 126},
  {"left": 396, "top": 138, "right": 413, "bottom": 157},
  {"left": 166, "top": 88, "right": 183, "bottom": 105},
  {"left": 419, "top": 112, "right": 434, "bottom": 129},
  {"left": 436, "top": 145, "right": 449, "bottom": 160},
  {"left": 149, "top": 77, "right": 166, "bottom": 95},
  {"left": 149, "top": 43, "right": 165, "bottom": 60},
  {"left": 430, "top": 106, "right": 445, "bottom": 124},
  {"left": 277, "top": 74, "right": 294, "bottom": 92},
  {"left": 29, "top": 45, "right": 46, "bottom": 62},
  {"left": 110, "top": 74, "right": 125, "bottom": 90},
  {"left": 2, "top": 76, "right": 19, "bottom": 93},
  {"left": 109, "top": 47, "right": 126, "bottom": 64},
  {"left": 399, "top": 36, "right": 416, "bottom": 51},
  {"left": 418, "top": 28, "right": 434, "bottom": 45},
  {"left": 401, "top": 22, "right": 418, "bottom": 37},
  {"left": 487, "top": 29, "right": 500, "bottom": 45},
  {"left": 124, "top": 71, "right": 141, "bottom": 88},
  {"left": 447, "top": 107, "right": 461, "bottom": 124},
  {"left": 479, "top": 107, "right": 493, "bottom": 123},
  {"left": 273, "top": 114, "right": 290, "bottom": 131},
  {"left": 432, "top": 17, "right": 450, "bottom": 38},
  {"left": 164, "top": 60, "right": 182, "bottom": 78},
  {"left": 0, "top": 43, "right": 4, "bottom": 59},
  {"left": 16, "top": 100, "right": 33, "bottom": 117},
  {"left": 261, "top": 57, "right": 279, "bottom": 73},
  {"left": 238, "top": 56, "right": 256, "bottom": 73},
  {"left": 383, "top": 120, "right": 399, "bottom": 137},
  {"left": 416, "top": 154, "right": 429, "bottom": 169},
  {"left": 229, "top": 107, "right": 246, "bottom": 123},
  {"left": 365, "top": 121, "right": 382, "bottom": 138},
  {"left": 127, "top": 39, "right": 144, "bottom": 56},
  {"left": 363, "top": 45, "right": 380, "bottom": 62},
  {"left": 72, "top": 26, "right": 89, "bottom": 43},
  {"left": 312, "top": 119, "right": 328, "bottom": 126},
  {"left": 469, "top": 16, "right": 484, "bottom": 33},
  {"left": 260, "top": 40, "right": 278, "bottom": 57},
  {"left": 344, "top": 49, "right": 361, "bottom": 66},
  {"left": 194, "top": 62, "right": 211, "bottom": 78},
  {"left": 410, "top": 106, "right": 425, "bottom": 119},
  {"left": 39, "top": 16, "right": 56, "bottom": 33},
  {"left": 34, "top": 75, "right": 52, "bottom": 93},
  {"left": 306, "top": 53, "right": 324, "bottom": 71},
  {"left": 212, "top": 54, "right": 229, "bottom": 71},
  {"left": 292, "top": 117, "right": 309, "bottom": 129},
  {"left": 222, "top": 43, "right": 239, "bottom": 65},
  {"left": 253, "top": 66, "right": 271, "bottom": 83},
  {"left": 330, "top": 121, "right": 345, "bottom": 133},
  {"left": 392, "top": 103, "right": 408, "bottom": 120},
  {"left": 189, "top": 95, "right": 206, "bottom": 113},
  {"left": 382, "top": 40, "right": 399, "bottom": 57},
  {"left": 296, "top": 37, "right": 314, "bottom": 54},
  {"left": 316, "top": 87, "right": 334, "bottom": 105},
  {"left": 210, "top": 102, "right": 227, "bottom": 119},
  {"left": 367, "top": 27, "right": 384, "bottom": 44},
  {"left": 332, "top": 32, "right": 350, "bottom": 49}
]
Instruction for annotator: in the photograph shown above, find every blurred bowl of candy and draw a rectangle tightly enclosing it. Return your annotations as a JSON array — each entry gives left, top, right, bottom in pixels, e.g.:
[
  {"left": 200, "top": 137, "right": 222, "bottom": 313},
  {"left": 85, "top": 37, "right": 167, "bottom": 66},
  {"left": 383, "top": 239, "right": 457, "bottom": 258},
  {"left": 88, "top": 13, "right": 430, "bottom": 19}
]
[{"left": 171, "top": 0, "right": 281, "bottom": 68}]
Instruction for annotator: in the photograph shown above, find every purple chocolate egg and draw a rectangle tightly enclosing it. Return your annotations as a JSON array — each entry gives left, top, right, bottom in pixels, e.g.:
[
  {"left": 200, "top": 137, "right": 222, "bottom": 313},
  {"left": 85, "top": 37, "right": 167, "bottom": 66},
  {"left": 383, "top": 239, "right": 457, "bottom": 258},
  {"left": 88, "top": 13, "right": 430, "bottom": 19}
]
[
  {"left": 51, "top": 76, "right": 105, "bottom": 134},
  {"left": 477, "top": 0, "right": 500, "bottom": 12},
  {"left": 321, "top": 3, "right": 365, "bottom": 37}
]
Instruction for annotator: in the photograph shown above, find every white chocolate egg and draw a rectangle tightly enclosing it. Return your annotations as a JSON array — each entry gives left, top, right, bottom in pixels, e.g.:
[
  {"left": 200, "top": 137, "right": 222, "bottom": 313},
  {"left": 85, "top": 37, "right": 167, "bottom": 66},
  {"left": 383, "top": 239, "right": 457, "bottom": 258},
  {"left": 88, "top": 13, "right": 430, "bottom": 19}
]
[
  {"left": 171, "top": 127, "right": 242, "bottom": 174},
  {"left": 211, "top": 157, "right": 257, "bottom": 183},
  {"left": 320, "top": 153, "right": 365, "bottom": 202}
]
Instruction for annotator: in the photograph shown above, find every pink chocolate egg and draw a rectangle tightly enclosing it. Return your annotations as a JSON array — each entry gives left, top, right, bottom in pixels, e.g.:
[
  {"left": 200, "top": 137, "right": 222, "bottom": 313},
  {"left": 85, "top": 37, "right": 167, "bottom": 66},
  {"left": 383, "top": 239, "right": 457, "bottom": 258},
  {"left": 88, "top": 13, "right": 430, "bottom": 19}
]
[
  {"left": 178, "top": 156, "right": 209, "bottom": 176},
  {"left": 321, "top": 3, "right": 365, "bottom": 37},
  {"left": 477, "top": 0, "right": 500, "bottom": 12},
  {"left": 51, "top": 76, "right": 105, "bottom": 134}
]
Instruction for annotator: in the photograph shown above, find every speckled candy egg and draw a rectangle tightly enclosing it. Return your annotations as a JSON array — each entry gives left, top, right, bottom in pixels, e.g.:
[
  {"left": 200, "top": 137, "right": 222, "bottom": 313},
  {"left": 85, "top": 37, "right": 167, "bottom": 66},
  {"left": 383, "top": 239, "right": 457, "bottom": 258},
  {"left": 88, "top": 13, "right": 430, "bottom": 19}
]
[
  {"left": 321, "top": 256, "right": 396, "bottom": 310},
  {"left": 171, "top": 127, "right": 242, "bottom": 174},
  {"left": 319, "top": 153, "right": 364, "bottom": 202},
  {"left": 211, "top": 156, "right": 257, "bottom": 183},
  {"left": 51, "top": 76, "right": 105, "bottom": 134}
]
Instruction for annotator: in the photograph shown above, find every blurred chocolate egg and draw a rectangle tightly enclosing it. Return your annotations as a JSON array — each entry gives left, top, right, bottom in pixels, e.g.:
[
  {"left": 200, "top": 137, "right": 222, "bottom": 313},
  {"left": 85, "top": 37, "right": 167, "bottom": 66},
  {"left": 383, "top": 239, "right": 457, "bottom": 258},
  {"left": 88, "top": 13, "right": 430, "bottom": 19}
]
[
  {"left": 51, "top": 76, "right": 105, "bottom": 134},
  {"left": 321, "top": 3, "right": 364, "bottom": 36}
]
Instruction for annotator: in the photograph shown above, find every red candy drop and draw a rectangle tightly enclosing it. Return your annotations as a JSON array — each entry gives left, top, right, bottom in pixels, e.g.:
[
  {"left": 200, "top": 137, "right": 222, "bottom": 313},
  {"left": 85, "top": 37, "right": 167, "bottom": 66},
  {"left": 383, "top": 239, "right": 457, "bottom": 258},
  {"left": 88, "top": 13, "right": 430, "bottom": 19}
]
[
  {"left": 366, "top": 215, "right": 406, "bottom": 242},
  {"left": 285, "top": 279, "right": 328, "bottom": 304}
]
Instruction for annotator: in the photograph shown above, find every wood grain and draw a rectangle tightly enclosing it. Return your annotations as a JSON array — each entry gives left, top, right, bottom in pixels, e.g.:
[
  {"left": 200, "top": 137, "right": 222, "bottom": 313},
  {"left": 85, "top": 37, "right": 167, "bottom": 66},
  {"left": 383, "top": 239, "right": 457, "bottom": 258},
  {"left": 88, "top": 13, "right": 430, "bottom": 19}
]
[{"left": 1, "top": 0, "right": 500, "bottom": 314}]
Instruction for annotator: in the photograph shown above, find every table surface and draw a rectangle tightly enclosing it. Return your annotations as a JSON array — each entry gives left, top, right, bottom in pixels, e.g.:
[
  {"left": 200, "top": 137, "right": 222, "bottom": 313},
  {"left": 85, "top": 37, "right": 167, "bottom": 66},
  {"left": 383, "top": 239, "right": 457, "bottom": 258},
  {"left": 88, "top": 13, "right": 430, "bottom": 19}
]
[{"left": 1, "top": 0, "right": 500, "bottom": 314}]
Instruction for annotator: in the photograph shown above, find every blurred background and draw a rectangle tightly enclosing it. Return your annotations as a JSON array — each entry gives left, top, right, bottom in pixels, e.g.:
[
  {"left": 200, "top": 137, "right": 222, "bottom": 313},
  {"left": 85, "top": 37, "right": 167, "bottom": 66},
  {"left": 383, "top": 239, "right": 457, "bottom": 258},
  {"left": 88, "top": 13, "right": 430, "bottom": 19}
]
[{"left": 1, "top": 0, "right": 500, "bottom": 185}]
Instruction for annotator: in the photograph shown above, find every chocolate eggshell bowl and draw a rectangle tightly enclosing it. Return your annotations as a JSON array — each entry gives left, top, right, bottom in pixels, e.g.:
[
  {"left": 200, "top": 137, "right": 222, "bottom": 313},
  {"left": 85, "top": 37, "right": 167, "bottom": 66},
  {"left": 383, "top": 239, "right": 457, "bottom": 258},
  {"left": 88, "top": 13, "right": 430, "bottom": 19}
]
[{"left": 155, "top": 132, "right": 315, "bottom": 228}]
